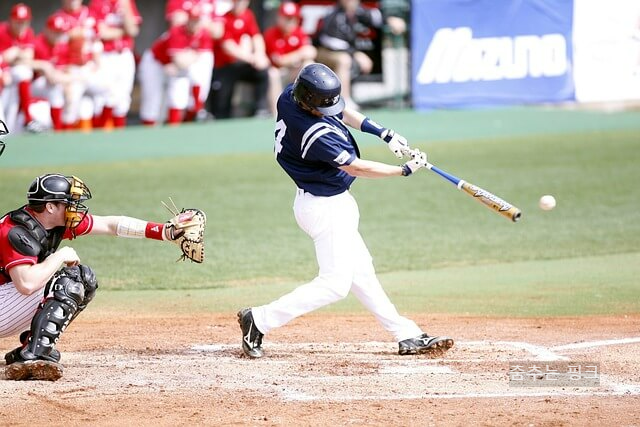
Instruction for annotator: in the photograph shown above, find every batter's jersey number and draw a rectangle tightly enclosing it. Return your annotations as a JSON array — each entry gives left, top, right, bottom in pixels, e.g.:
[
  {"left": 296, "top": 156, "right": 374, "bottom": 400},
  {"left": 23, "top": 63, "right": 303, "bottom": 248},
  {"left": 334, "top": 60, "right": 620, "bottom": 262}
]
[{"left": 274, "top": 119, "right": 287, "bottom": 158}]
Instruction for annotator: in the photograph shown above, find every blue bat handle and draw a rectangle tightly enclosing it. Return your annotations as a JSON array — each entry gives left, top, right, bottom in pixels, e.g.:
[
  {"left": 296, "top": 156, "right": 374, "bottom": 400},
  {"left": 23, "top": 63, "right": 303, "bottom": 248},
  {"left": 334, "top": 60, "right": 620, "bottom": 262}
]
[{"left": 428, "top": 164, "right": 461, "bottom": 187}]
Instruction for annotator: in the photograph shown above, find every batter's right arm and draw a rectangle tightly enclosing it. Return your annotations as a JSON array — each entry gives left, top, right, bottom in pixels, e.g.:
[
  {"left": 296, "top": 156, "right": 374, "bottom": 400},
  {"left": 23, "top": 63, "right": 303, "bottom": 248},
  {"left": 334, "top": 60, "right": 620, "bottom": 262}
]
[
  {"left": 340, "top": 158, "right": 403, "bottom": 178},
  {"left": 341, "top": 151, "right": 427, "bottom": 178}
]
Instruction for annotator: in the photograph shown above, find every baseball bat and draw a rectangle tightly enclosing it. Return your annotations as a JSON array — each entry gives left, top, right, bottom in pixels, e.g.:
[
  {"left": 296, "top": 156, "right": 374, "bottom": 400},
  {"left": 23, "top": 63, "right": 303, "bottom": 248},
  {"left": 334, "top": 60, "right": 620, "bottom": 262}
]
[{"left": 426, "top": 163, "right": 522, "bottom": 222}]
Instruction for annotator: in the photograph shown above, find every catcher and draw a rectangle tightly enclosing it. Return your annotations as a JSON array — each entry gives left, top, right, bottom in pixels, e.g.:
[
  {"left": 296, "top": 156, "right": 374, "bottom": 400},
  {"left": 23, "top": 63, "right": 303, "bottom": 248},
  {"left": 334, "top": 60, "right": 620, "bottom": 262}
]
[{"left": 0, "top": 173, "right": 206, "bottom": 381}]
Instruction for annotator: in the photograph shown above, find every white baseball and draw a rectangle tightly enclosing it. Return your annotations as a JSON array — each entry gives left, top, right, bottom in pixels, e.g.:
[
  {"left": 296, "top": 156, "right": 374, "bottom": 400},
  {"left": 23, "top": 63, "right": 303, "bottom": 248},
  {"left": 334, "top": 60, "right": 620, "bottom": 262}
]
[{"left": 539, "top": 195, "right": 556, "bottom": 211}]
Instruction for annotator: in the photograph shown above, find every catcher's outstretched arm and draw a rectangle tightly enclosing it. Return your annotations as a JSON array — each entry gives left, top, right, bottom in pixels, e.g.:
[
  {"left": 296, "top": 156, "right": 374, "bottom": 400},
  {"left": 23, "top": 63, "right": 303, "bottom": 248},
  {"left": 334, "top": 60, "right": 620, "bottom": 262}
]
[{"left": 89, "top": 215, "right": 172, "bottom": 240}]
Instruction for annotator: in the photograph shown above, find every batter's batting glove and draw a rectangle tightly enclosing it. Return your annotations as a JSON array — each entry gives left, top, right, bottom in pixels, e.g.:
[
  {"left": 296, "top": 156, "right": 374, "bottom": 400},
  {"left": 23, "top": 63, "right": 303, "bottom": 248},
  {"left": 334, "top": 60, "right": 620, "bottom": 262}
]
[
  {"left": 401, "top": 149, "right": 428, "bottom": 176},
  {"left": 381, "top": 129, "right": 410, "bottom": 159}
]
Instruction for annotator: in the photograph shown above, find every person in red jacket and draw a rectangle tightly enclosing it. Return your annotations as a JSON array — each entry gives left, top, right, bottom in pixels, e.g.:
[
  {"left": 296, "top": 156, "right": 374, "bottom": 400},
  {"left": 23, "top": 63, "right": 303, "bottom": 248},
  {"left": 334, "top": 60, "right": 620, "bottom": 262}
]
[
  {"left": 0, "top": 4, "right": 41, "bottom": 132},
  {"left": 89, "top": 0, "right": 142, "bottom": 128},
  {"left": 207, "top": 0, "right": 271, "bottom": 119},
  {"left": 165, "top": 0, "right": 224, "bottom": 121},
  {"left": 263, "top": 2, "right": 316, "bottom": 115},
  {"left": 31, "top": 14, "right": 73, "bottom": 131},
  {"left": 138, "top": 4, "right": 213, "bottom": 125}
]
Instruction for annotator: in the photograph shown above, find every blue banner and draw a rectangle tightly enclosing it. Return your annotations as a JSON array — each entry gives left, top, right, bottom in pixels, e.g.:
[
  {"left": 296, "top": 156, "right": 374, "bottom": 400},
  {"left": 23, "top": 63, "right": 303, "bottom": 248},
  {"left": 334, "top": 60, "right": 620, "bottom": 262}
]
[{"left": 411, "top": 0, "right": 575, "bottom": 109}]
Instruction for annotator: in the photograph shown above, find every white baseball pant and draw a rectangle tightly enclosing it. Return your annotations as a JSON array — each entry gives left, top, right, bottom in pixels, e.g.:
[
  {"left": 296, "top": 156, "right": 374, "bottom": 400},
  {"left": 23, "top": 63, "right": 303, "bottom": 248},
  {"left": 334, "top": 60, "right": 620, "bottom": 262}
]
[
  {"left": 31, "top": 76, "right": 65, "bottom": 110},
  {"left": 64, "top": 64, "right": 112, "bottom": 124},
  {"left": 187, "top": 51, "right": 213, "bottom": 111},
  {"left": 99, "top": 50, "right": 136, "bottom": 117},
  {"left": 0, "top": 282, "right": 44, "bottom": 338},
  {"left": 138, "top": 50, "right": 190, "bottom": 123},
  {"left": 251, "top": 189, "right": 423, "bottom": 342}
]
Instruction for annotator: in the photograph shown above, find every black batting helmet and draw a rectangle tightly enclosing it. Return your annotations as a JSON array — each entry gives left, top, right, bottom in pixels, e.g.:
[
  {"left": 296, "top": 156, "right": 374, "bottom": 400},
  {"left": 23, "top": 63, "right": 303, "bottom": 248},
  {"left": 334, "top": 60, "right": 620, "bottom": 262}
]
[
  {"left": 27, "top": 174, "right": 92, "bottom": 228},
  {"left": 292, "top": 63, "right": 346, "bottom": 116}
]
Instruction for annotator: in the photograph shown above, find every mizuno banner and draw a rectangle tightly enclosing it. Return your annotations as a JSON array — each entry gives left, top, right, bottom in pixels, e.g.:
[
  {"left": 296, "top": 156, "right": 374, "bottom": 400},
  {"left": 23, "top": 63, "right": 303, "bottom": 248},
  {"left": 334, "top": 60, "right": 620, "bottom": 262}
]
[{"left": 411, "top": 0, "right": 575, "bottom": 109}]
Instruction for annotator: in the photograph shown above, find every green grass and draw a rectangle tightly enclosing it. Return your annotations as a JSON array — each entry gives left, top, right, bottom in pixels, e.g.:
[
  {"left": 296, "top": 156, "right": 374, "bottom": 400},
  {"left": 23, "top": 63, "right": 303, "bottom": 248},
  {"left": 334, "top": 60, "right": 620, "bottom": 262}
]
[{"left": 1, "top": 108, "right": 639, "bottom": 316}]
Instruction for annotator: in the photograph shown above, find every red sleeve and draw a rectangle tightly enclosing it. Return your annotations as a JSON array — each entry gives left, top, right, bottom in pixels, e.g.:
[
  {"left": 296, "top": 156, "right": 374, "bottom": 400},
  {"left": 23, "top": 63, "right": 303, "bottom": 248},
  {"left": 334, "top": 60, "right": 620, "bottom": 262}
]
[
  {"left": 297, "top": 27, "right": 310, "bottom": 46},
  {"left": 62, "top": 213, "right": 94, "bottom": 240},
  {"left": 166, "top": 26, "right": 187, "bottom": 54},
  {"left": 245, "top": 11, "right": 260, "bottom": 37},
  {"left": 0, "top": 220, "right": 37, "bottom": 278},
  {"left": 130, "top": 0, "right": 143, "bottom": 25},
  {"left": 22, "top": 29, "right": 36, "bottom": 48},
  {"left": 33, "top": 36, "right": 47, "bottom": 61},
  {"left": 263, "top": 27, "right": 277, "bottom": 56},
  {"left": 0, "top": 25, "right": 12, "bottom": 52}
]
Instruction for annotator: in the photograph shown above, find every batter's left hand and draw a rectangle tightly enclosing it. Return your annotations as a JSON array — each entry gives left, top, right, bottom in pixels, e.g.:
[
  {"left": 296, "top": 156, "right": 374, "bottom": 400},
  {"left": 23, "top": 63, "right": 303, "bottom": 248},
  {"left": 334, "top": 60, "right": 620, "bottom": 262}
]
[{"left": 381, "top": 129, "right": 410, "bottom": 159}]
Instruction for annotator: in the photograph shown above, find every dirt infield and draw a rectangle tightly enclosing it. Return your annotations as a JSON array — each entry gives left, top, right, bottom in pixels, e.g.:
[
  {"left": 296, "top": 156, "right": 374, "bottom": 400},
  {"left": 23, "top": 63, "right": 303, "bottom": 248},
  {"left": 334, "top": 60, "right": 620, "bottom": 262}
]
[{"left": 1, "top": 313, "right": 639, "bottom": 426}]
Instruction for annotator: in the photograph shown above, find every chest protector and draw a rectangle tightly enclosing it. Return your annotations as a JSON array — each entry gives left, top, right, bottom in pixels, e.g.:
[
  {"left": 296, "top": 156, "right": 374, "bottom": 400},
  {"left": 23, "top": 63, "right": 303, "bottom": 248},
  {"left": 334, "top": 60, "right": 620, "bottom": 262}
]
[{"left": 6, "top": 207, "right": 66, "bottom": 262}]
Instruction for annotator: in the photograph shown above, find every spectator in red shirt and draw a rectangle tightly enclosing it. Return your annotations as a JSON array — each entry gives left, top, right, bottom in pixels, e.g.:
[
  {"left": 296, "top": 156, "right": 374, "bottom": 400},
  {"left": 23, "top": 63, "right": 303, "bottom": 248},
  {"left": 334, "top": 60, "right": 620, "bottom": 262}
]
[
  {"left": 31, "top": 14, "right": 73, "bottom": 131},
  {"left": 89, "top": 0, "right": 142, "bottom": 128},
  {"left": 0, "top": 4, "right": 41, "bottom": 132},
  {"left": 55, "top": 0, "right": 99, "bottom": 68},
  {"left": 165, "top": 0, "right": 225, "bottom": 122},
  {"left": 53, "top": 0, "right": 111, "bottom": 131},
  {"left": 263, "top": 2, "right": 316, "bottom": 114},
  {"left": 207, "top": 0, "right": 271, "bottom": 119},
  {"left": 138, "top": 4, "right": 213, "bottom": 126}
]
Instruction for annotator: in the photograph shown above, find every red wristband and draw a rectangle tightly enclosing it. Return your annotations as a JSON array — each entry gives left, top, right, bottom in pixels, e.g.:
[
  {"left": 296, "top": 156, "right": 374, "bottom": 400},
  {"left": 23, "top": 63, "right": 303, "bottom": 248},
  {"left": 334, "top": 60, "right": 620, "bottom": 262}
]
[{"left": 145, "top": 222, "right": 165, "bottom": 240}]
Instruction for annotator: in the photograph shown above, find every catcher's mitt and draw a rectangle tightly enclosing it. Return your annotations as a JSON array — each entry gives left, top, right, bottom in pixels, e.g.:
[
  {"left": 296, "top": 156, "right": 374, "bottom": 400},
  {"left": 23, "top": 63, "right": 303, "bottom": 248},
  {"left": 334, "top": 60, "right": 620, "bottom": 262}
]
[{"left": 164, "top": 202, "right": 206, "bottom": 263}]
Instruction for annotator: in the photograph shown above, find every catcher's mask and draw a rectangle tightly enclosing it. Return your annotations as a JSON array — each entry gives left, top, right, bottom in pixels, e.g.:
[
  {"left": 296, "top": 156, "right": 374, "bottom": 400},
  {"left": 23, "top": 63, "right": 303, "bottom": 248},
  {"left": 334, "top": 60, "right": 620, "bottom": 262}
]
[
  {"left": 27, "top": 174, "right": 92, "bottom": 229},
  {"left": 292, "top": 63, "right": 345, "bottom": 116},
  {"left": 0, "top": 119, "right": 8, "bottom": 158}
]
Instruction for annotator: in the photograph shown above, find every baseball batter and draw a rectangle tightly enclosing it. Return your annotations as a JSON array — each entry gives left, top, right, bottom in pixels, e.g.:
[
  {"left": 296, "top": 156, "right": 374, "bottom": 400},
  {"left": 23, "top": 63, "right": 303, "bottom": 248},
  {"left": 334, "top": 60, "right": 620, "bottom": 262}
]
[
  {"left": 238, "top": 63, "right": 454, "bottom": 359},
  {"left": 0, "top": 174, "right": 192, "bottom": 381}
]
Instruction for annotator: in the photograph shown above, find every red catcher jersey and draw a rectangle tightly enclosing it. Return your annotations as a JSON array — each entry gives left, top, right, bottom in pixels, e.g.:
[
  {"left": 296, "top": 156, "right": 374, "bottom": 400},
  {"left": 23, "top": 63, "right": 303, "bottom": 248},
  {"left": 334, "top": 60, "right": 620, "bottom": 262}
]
[{"left": 0, "top": 210, "right": 94, "bottom": 286}]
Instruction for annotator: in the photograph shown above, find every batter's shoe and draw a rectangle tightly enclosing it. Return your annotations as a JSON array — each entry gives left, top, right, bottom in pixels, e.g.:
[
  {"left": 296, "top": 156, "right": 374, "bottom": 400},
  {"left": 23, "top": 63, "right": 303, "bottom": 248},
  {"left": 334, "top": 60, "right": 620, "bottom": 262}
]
[
  {"left": 398, "top": 334, "right": 454, "bottom": 357},
  {"left": 237, "top": 308, "right": 264, "bottom": 358},
  {"left": 5, "top": 347, "right": 61, "bottom": 365},
  {"left": 4, "top": 360, "right": 63, "bottom": 381}
]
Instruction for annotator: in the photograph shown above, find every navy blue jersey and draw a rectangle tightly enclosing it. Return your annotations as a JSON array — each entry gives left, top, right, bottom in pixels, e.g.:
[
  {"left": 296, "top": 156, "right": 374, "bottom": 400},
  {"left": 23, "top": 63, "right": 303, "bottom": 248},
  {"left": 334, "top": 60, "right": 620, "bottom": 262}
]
[{"left": 274, "top": 85, "right": 360, "bottom": 196}]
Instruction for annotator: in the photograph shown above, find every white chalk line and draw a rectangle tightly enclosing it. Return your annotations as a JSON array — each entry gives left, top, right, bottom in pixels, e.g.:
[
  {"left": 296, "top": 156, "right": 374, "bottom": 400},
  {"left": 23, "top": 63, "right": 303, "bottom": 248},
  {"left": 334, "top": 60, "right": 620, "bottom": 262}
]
[
  {"left": 191, "top": 338, "right": 640, "bottom": 401},
  {"left": 552, "top": 337, "right": 640, "bottom": 351}
]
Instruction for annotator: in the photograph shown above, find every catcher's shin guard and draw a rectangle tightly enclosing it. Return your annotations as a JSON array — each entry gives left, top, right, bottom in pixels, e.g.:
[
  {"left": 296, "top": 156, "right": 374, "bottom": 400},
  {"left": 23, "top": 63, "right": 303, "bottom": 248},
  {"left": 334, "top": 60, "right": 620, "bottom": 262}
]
[{"left": 20, "top": 274, "right": 85, "bottom": 361}]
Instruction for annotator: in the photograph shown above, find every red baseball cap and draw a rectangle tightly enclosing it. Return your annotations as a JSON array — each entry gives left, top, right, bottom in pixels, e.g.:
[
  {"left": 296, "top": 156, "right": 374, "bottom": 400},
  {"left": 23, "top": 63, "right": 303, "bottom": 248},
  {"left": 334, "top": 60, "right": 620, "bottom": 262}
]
[
  {"left": 47, "top": 14, "right": 70, "bottom": 33},
  {"left": 279, "top": 2, "right": 301, "bottom": 18},
  {"left": 183, "top": 1, "right": 203, "bottom": 19},
  {"left": 11, "top": 3, "right": 32, "bottom": 21}
]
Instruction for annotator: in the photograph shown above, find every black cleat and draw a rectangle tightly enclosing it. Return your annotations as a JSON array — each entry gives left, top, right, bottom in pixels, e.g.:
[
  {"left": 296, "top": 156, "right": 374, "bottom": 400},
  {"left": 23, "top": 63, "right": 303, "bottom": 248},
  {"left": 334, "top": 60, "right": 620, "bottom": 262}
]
[
  {"left": 4, "top": 360, "right": 63, "bottom": 381},
  {"left": 5, "top": 347, "right": 61, "bottom": 365},
  {"left": 237, "top": 308, "right": 264, "bottom": 358},
  {"left": 398, "top": 333, "right": 454, "bottom": 357}
]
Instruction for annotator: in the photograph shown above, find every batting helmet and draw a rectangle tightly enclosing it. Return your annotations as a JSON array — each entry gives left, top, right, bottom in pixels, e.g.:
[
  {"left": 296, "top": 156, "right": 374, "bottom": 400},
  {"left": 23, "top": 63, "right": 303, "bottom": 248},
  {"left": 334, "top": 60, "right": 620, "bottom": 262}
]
[
  {"left": 27, "top": 174, "right": 92, "bottom": 228},
  {"left": 292, "top": 63, "right": 345, "bottom": 116}
]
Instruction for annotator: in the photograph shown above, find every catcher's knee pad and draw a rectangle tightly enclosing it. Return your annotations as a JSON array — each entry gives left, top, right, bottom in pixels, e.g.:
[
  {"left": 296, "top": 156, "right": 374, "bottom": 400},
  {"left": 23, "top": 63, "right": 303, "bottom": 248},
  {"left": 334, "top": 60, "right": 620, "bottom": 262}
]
[
  {"left": 22, "top": 274, "right": 85, "bottom": 360},
  {"left": 60, "top": 264, "right": 99, "bottom": 308}
]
